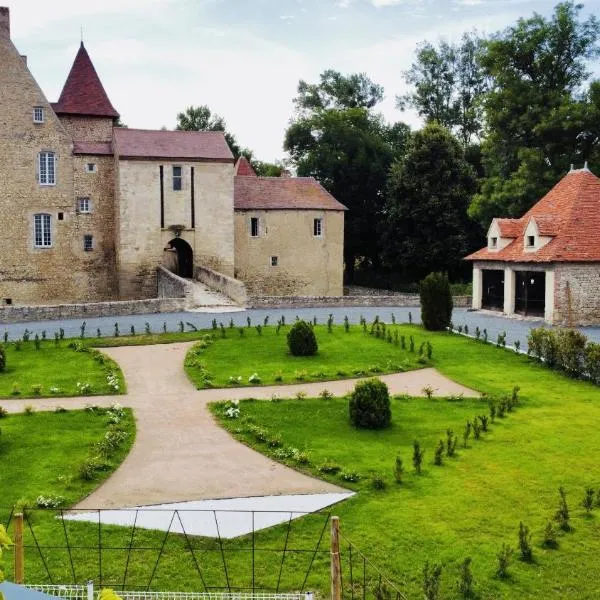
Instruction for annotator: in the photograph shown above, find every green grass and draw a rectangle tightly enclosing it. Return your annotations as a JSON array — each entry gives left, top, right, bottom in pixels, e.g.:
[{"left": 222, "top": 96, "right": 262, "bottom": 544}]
[
  {"left": 184, "top": 324, "right": 426, "bottom": 389},
  {"left": 0, "top": 407, "right": 135, "bottom": 507},
  {"left": 0, "top": 342, "right": 125, "bottom": 399},
  {"left": 209, "top": 324, "right": 600, "bottom": 599}
]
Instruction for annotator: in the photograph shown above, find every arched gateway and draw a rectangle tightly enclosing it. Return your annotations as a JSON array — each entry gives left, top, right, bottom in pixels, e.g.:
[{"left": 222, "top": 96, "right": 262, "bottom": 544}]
[{"left": 168, "top": 238, "right": 194, "bottom": 279}]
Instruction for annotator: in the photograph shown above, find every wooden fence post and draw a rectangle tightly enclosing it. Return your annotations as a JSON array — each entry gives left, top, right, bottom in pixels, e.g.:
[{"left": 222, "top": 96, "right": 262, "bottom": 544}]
[
  {"left": 330, "top": 516, "right": 341, "bottom": 600},
  {"left": 14, "top": 513, "right": 24, "bottom": 584}
]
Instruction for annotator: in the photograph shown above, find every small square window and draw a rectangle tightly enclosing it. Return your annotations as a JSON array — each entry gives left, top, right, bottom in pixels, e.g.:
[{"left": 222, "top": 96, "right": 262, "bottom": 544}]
[
  {"left": 173, "top": 166, "right": 182, "bottom": 191},
  {"left": 271, "top": 256, "right": 278, "bottom": 267},
  {"left": 77, "top": 197, "right": 91, "bottom": 213},
  {"left": 250, "top": 217, "right": 259, "bottom": 237},
  {"left": 5, "top": 298, "right": 12, "bottom": 306},
  {"left": 313, "top": 218, "right": 323, "bottom": 237},
  {"left": 33, "top": 107, "right": 44, "bottom": 123},
  {"left": 490, "top": 237, "right": 497, "bottom": 248},
  {"left": 86, "top": 163, "right": 97, "bottom": 173},
  {"left": 57, "top": 212, "right": 64, "bottom": 221},
  {"left": 527, "top": 235, "right": 535, "bottom": 247},
  {"left": 83, "top": 235, "right": 93, "bottom": 251}
]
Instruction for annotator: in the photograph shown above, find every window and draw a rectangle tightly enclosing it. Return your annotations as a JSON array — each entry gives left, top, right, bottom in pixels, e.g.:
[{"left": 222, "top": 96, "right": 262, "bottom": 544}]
[
  {"left": 490, "top": 237, "right": 497, "bottom": 248},
  {"left": 527, "top": 235, "right": 535, "bottom": 247},
  {"left": 77, "top": 197, "right": 91, "bottom": 213},
  {"left": 313, "top": 218, "right": 323, "bottom": 237},
  {"left": 83, "top": 235, "right": 93, "bottom": 251},
  {"left": 57, "top": 212, "right": 64, "bottom": 221},
  {"left": 86, "top": 163, "right": 97, "bottom": 173},
  {"left": 34, "top": 213, "right": 52, "bottom": 248},
  {"left": 271, "top": 256, "right": 278, "bottom": 267},
  {"left": 173, "top": 166, "right": 182, "bottom": 191},
  {"left": 39, "top": 151, "right": 56, "bottom": 185},
  {"left": 250, "top": 217, "right": 260, "bottom": 237},
  {"left": 33, "top": 107, "right": 44, "bottom": 123}
]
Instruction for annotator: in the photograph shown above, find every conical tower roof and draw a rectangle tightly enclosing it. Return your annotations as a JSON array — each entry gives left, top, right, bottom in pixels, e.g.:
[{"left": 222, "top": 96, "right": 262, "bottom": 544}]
[{"left": 52, "top": 42, "right": 119, "bottom": 118}]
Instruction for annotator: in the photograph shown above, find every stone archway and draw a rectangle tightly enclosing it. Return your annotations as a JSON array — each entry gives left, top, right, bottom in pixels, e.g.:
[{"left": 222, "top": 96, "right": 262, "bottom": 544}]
[{"left": 168, "top": 238, "right": 194, "bottom": 278}]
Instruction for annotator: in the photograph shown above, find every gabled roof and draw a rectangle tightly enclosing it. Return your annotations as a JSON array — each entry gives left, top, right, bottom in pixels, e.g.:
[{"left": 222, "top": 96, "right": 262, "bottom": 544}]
[
  {"left": 52, "top": 42, "right": 119, "bottom": 118},
  {"left": 235, "top": 156, "right": 257, "bottom": 176},
  {"left": 234, "top": 176, "right": 347, "bottom": 211},
  {"left": 113, "top": 128, "right": 234, "bottom": 161},
  {"left": 494, "top": 218, "right": 522, "bottom": 238},
  {"left": 467, "top": 168, "right": 600, "bottom": 263}
]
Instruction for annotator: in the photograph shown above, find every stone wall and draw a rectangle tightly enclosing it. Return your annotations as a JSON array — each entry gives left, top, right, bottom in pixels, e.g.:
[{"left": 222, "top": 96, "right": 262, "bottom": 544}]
[
  {"left": 196, "top": 265, "right": 247, "bottom": 305},
  {"left": 234, "top": 209, "right": 344, "bottom": 296},
  {"left": 250, "top": 295, "right": 471, "bottom": 308},
  {"left": 554, "top": 263, "right": 600, "bottom": 326},
  {"left": 58, "top": 115, "right": 113, "bottom": 142},
  {"left": 0, "top": 297, "right": 185, "bottom": 324},
  {"left": 116, "top": 160, "right": 235, "bottom": 299}
]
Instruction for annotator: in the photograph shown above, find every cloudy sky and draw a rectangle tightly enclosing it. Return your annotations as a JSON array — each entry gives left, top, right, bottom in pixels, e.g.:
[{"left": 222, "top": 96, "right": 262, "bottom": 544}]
[{"left": 6, "top": 0, "right": 600, "bottom": 162}]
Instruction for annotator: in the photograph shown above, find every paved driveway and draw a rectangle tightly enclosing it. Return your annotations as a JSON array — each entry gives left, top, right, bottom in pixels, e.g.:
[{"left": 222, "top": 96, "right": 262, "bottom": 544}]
[{"left": 2, "top": 342, "right": 476, "bottom": 508}]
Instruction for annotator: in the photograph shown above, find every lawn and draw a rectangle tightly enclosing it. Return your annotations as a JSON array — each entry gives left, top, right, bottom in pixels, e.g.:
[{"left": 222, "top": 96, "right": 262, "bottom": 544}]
[
  {"left": 0, "top": 406, "right": 135, "bottom": 508},
  {"left": 209, "top": 324, "right": 600, "bottom": 599},
  {"left": 184, "top": 324, "right": 428, "bottom": 389},
  {"left": 0, "top": 341, "right": 125, "bottom": 399}
]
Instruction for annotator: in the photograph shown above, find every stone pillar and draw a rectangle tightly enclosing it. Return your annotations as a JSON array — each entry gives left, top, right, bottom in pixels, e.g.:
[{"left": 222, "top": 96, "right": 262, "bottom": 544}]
[
  {"left": 504, "top": 267, "right": 515, "bottom": 315},
  {"left": 472, "top": 266, "right": 482, "bottom": 309},
  {"left": 545, "top": 270, "right": 555, "bottom": 323}
]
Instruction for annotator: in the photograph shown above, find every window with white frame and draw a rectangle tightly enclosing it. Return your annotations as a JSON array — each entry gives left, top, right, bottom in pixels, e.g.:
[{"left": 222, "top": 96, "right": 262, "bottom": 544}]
[
  {"left": 83, "top": 235, "right": 93, "bottom": 251},
  {"left": 77, "top": 197, "right": 91, "bottom": 213},
  {"left": 34, "top": 213, "right": 52, "bottom": 248},
  {"left": 33, "top": 107, "right": 44, "bottom": 123},
  {"left": 38, "top": 151, "right": 56, "bottom": 185},
  {"left": 490, "top": 236, "right": 497, "bottom": 248},
  {"left": 173, "top": 166, "right": 182, "bottom": 191},
  {"left": 250, "top": 217, "right": 260, "bottom": 237},
  {"left": 313, "top": 218, "right": 323, "bottom": 237},
  {"left": 86, "top": 163, "right": 97, "bottom": 173}
]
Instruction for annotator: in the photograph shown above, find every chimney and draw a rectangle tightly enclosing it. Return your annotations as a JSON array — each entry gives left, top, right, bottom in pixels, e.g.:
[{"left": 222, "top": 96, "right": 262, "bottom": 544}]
[{"left": 0, "top": 7, "right": 9, "bottom": 40}]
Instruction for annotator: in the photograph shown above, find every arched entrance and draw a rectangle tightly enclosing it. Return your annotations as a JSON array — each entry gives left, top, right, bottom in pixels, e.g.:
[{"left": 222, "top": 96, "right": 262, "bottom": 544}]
[{"left": 168, "top": 238, "right": 194, "bottom": 278}]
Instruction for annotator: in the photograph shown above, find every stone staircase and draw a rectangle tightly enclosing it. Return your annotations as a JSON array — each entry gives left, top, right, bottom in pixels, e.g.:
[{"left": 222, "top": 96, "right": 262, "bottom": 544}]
[{"left": 187, "top": 280, "right": 244, "bottom": 311}]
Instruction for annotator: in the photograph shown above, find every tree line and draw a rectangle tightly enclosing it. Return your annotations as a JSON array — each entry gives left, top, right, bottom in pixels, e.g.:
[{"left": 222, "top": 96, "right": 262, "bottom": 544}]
[{"left": 177, "top": 1, "right": 600, "bottom": 287}]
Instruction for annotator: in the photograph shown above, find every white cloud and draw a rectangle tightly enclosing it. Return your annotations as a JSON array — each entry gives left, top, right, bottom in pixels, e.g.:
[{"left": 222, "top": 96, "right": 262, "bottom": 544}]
[{"left": 370, "top": 0, "right": 411, "bottom": 6}]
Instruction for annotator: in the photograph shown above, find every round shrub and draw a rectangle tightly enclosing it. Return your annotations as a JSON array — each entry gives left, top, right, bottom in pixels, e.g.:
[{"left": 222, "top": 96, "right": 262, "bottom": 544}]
[
  {"left": 287, "top": 320, "right": 318, "bottom": 356},
  {"left": 349, "top": 378, "right": 391, "bottom": 429},
  {"left": 0, "top": 345, "right": 5, "bottom": 372}
]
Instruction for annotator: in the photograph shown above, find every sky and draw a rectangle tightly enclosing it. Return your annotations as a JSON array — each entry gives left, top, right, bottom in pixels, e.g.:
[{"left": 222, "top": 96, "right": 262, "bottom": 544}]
[{"left": 6, "top": 0, "right": 600, "bottom": 162}]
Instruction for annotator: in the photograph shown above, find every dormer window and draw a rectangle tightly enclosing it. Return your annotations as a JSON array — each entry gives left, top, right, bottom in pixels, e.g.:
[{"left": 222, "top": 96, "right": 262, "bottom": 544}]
[
  {"left": 33, "top": 107, "right": 44, "bottom": 123},
  {"left": 527, "top": 235, "right": 535, "bottom": 247},
  {"left": 490, "top": 237, "right": 498, "bottom": 248}
]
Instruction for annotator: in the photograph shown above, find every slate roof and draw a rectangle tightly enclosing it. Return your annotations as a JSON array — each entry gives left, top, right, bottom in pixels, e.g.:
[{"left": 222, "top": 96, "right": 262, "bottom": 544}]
[
  {"left": 466, "top": 168, "right": 600, "bottom": 263},
  {"left": 73, "top": 141, "right": 112, "bottom": 155},
  {"left": 52, "top": 42, "right": 119, "bottom": 118},
  {"left": 235, "top": 156, "right": 257, "bottom": 176},
  {"left": 113, "top": 128, "right": 234, "bottom": 161},
  {"left": 234, "top": 176, "right": 347, "bottom": 211}
]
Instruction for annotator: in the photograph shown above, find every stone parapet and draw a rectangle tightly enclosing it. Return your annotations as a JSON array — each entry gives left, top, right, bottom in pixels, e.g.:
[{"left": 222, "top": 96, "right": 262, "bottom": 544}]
[
  {"left": 250, "top": 295, "right": 471, "bottom": 309},
  {"left": 0, "top": 297, "right": 185, "bottom": 324},
  {"left": 196, "top": 265, "right": 247, "bottom": 305}
]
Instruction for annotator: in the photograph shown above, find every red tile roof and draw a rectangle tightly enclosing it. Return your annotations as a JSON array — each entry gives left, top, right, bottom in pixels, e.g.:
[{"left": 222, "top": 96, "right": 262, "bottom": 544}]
[
  {"left": 113, "top": 128, "right": 234, "bottom": 161},
  {"left": 466, "top": 168, "right": 600, "bottom": 263},
  {"left": 235, "top": 156, "right": 257, "bottom": 176},
  {"left": 52, "top": 43, "right": 119, "bottom": 118},
  {"left": 234, "top": 177, "right": 347, "bottom": 211},
  {"left": 73, "top": 141, "right": 112, "bottom": 155}
]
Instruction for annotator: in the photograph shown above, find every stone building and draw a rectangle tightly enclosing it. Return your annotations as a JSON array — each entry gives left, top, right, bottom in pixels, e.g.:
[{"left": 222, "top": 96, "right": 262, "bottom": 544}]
[
  {"left": 0, "top": 7, "right": 345, "bottom": 306},
  {"left": 466, "top": 166, "right": 600, "bottom": 325}
]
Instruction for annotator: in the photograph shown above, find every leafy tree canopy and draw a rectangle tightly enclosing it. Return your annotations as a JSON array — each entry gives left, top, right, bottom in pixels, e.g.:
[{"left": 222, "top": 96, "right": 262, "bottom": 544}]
[{"left": 381, "top": 122, "right": 478, "bottom": 282}]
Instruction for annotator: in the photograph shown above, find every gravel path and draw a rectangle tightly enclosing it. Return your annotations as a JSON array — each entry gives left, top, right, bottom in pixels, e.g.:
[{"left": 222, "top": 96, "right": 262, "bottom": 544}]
[{"left": 2, "top": 342, "right": 477, "bottom": 508}]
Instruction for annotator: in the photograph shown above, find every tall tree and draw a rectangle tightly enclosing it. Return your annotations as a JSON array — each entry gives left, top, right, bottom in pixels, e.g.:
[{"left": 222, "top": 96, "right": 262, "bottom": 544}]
[
  {"left": 398, "top": 32, "right": 488, "bottom": 145},
  {"left": 176, "top": 105, "right": 248, "bottom": 159},
  {"left": 285, "top": 71, "right": 405, "bottom": 281},
  {"left": 381, "top": 123, "right": 478, "bottom": 281},
  {"left": 469, "top": 1, "right": 600, "bottom": 225}
]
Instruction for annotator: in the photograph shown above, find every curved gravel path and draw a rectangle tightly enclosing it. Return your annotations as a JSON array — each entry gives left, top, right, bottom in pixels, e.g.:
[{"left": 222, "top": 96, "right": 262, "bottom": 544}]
[{"left": 2, "top": 342, "right": 477, "bottom": 508}]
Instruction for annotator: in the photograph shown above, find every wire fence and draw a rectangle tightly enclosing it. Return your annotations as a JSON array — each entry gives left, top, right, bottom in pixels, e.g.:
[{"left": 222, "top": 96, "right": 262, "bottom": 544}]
[{"left": 3, "top": 508, "right": 404, "bottom": 600}]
